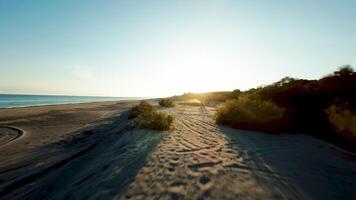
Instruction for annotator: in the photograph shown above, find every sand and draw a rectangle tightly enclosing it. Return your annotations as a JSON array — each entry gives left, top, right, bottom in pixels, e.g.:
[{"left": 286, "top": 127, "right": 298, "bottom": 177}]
[
  {"left": 1, "top": 102, "right": 356, "bottom": 199},
  {"left": 0, "top": 101, "right": 138, "bottom": 156}
]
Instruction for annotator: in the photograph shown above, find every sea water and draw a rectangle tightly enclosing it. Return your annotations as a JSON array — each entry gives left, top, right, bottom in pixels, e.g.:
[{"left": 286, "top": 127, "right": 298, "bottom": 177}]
[{"left": 0, "top": 94, "right": 143, "bottom": 108}]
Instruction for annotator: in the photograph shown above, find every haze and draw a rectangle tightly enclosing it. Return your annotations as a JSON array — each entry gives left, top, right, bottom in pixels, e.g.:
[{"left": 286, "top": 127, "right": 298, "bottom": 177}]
[{"left": 0, "top": 0, "right": 355, "bottom": 97}]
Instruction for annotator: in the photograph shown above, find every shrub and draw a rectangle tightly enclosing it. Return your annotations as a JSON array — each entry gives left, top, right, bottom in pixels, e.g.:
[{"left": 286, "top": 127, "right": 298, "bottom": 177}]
[
  {"left": 128, "top": 101, "right": 154, "bottom": 119},
  {"left": 178, "top": 99, "right": 203, "bottom": 107},
  {"left": 170, "top": 91, "right": 240, "bottom": 104},
  {"left": 216, "top": 95, "right": 287, "bottom": 132},
  {"left": 135, "top": 111, "right": 174, "bottom": 131},
  {"left": 325, "top": 102, "right": 356, "bottom": 141},
  {"left": 128, "top": 101, "right": 174, "bottom": 131},
  {"left": 159, "top": 98, "right": 175, "bottom": 107}
]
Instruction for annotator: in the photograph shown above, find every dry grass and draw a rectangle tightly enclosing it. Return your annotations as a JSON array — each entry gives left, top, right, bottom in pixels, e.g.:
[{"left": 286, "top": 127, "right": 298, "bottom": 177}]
[
  {"left": 159, "top": 98, "right": 175, "bottom": 107},
  {"left": 216, "top": 95, "right": 286, "bottom": 132},
  {"left": 129, "top": 101, "right": 174, "bottom": 131},
  {"left": 178, "top": 99, "right": 203, "bottom": 107}
]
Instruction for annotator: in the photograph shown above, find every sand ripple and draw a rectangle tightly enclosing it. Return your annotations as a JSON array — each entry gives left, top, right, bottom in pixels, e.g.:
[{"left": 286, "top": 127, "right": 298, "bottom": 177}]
[{"left": 118, "top": 106, "right": 286, "bottom": 200}]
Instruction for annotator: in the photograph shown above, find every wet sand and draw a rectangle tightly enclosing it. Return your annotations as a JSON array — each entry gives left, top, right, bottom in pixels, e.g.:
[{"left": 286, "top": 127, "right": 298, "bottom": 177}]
[{"left": 0, "top": 102, "right": 356, "bottom": 199}]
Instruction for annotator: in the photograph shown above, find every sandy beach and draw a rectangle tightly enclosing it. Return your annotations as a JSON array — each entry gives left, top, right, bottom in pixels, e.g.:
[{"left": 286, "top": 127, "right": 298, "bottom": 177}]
[
  {"left": 0, "top": 102, "right": 356, "bottom": 199},
  {"left": 1, "top": 0, "right": 355, "bottom": 199},
  {"left": 0, "top": 101, "right": 138, "bottom": 156}
]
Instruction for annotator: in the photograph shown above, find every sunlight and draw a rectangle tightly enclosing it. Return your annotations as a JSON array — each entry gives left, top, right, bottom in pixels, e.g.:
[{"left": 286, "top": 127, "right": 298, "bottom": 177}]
[
  {"left": 153, "top": 42, "right": 234, "bottom": 94},
  {"left": 1, "top": 1, "right": 355, "bottom": 199}
]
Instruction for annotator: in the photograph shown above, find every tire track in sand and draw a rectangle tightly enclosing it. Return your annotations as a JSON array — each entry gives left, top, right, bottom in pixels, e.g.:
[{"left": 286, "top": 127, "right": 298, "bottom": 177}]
[
  {"left": 117, "top": 105, "right": 291, "bottom": 200},
  {"left": 0, "top": 126, "right": 23, "bottom": 147}
]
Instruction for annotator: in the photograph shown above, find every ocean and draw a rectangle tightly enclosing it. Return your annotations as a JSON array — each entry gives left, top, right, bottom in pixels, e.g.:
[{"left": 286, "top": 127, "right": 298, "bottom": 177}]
[{"left": 0, "top": 94, "right": 143, "bottom": 108}]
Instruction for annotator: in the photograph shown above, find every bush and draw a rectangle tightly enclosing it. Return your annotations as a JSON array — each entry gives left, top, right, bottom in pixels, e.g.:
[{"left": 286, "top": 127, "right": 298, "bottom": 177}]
[
  {"left": 216, "top": 95, "right": 287, "bottom": 132},
  {"left": 128, "top": 101, "right": 154, "bottom": 119},
  {"left": 178, "top": 99, "right": 203, "bottom": 107},
  {"left": 170, "top": 91, "right": 240, "bottom": 105},
  {"left": 325, "top": 102, "right": 356, "bottom": 141},
  {"left": 128, "top": 101, "right": 174, "bottom": 131},
  {"left": 159, "top": 98, "right": 175, "bottom": 107},
  {"left": 136, "top": 111, "right": 174, "bottom": 131}
]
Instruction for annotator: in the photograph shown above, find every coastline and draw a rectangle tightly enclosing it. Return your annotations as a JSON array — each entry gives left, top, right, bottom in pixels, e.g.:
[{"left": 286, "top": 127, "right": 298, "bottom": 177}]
[
  {"left": 0, "top": 100, "right": 139, "bottom": 160},
  {"left": 0, "top": 100, "right": 138, "bottom": 121},
  {"left": 0, "top": 102, "right": 356, "bottom": 199},
  {"left": 0, "top": 93, "right": 145, "bottom": 109},
  {"left": 0, "top": 99, "right": 162, "bottom": 199},
  {"left": 0, "top": 100, "right": 130, "bottom": 109}
]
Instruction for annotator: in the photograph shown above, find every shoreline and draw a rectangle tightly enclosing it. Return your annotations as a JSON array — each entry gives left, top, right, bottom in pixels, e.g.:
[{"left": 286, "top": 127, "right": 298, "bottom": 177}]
[
  {"left": 0, "top": 100, "right": 138, "bottom": 121},
  {"left": 0, "top": 99, "right": 144, "bottom": 110},
  {"left": 0, "top": 100, "right": 139, "bottom": 160}
]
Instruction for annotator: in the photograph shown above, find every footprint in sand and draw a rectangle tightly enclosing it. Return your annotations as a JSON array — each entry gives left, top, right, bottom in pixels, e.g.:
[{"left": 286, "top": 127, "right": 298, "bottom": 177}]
[{"left": 117, "top": 106, "right": 278, "bottom": 200}]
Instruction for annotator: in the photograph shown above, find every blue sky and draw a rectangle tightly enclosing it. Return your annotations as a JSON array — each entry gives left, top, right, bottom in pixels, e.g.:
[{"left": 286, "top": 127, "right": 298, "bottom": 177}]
[{"left": 0, "top": 0, "right": 355, "bottom": 97}]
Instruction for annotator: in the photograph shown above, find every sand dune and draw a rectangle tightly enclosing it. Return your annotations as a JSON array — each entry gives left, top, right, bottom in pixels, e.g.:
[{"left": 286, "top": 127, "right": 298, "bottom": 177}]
[
  {"left": 119, "top": 105, "right": 356, "bottom": 200},
  {"left": 118, "top": 106, "right": 275, "bottom": 199},
  {"left": 0, "top": 102, "right": 356, "bottom": 199}
]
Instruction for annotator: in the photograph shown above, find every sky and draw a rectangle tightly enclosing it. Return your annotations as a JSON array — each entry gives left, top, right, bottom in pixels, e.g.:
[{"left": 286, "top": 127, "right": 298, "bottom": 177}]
[{"left": 0, "top": 0, "right": 355, "bottom": 97}]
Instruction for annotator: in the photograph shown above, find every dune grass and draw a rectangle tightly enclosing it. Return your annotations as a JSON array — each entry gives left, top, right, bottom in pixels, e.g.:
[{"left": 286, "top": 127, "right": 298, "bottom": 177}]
[
  {"left": 216, "top": 95, "right": 286, "bottom": 132},
  {"left": 159, "top": 98, "right": 175, "bottom": 107},
  {"left": 178, "top": 99, "right": 203, "bottom": 107},
  {"left": 171, "top": 90, "right": 241, "bottom": 105},
  {"left": 129, "top": 101, "right": 174, "bottom": 131},
  {"left": 128, "top": 101, "right": 155, "bottom": 119},
  {"left": 214, "top": 66, "right": 356, "bottom": 149}
]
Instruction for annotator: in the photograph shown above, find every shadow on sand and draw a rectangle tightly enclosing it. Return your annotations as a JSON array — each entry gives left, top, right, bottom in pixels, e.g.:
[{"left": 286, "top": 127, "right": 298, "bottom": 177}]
[
  {"left": 0, "top": 112, "right": 162, "bottom": 200},
  {"left": 219, "top": 125, "right": 356, "bottom": 200}
]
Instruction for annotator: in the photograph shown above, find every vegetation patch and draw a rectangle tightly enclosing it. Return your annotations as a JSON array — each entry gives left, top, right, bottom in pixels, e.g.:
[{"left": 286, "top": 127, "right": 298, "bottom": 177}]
[
  {"left": 214, "top": 66, "right": 356, "bottom": 151},
  {"left": 326, "top": 101, "right": 356, "bottom": 141},
  {"left": 178, "top": 99, "right": 203, "bottom": 107},
  {"left": 129, "top": 101, "right": 174, "bottom": 131},
  {"left": 159, "top": 98, "right": 175, "bottom": 107},
  {"left": 128, "top": 101, "right": 155, "bottom": 119},
  {"left": 216, "top": 95, "right": 287, "bottom": 133},
  {"left": 164, "top": 66, "right": 355, "bottom": 151},
  {"left": 171, "top": 90, "right": 241, "bottom": 105}
]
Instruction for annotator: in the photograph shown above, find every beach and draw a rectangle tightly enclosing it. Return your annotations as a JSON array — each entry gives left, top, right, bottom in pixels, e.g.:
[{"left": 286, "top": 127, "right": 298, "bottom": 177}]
[
  {"left": 0, "top": 101, "right": 138, "bottom": 154},
  {"left": 0, "top": 101, "right": 356, "bottom": 199}
]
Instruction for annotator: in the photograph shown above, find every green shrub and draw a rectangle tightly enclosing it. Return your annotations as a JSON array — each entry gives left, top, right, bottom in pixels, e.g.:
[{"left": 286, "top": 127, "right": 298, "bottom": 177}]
[
  {"left": 159, "top": 98, "right": 175, "bottom": 107},
  {"left": 325, "top": 102, "right": 356, "bottom": 141},
  {"left": 216, "top": 95, "right": 286, "bottom": 132},
  {"left": 136, "top": 111, "right": 174, "bottom": 131},
  {"left": 129, "top": 101, "right": 174, "bottom": 131},
  {"left": 128, "top": 101, "right": 154, "bottom": 119}
]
